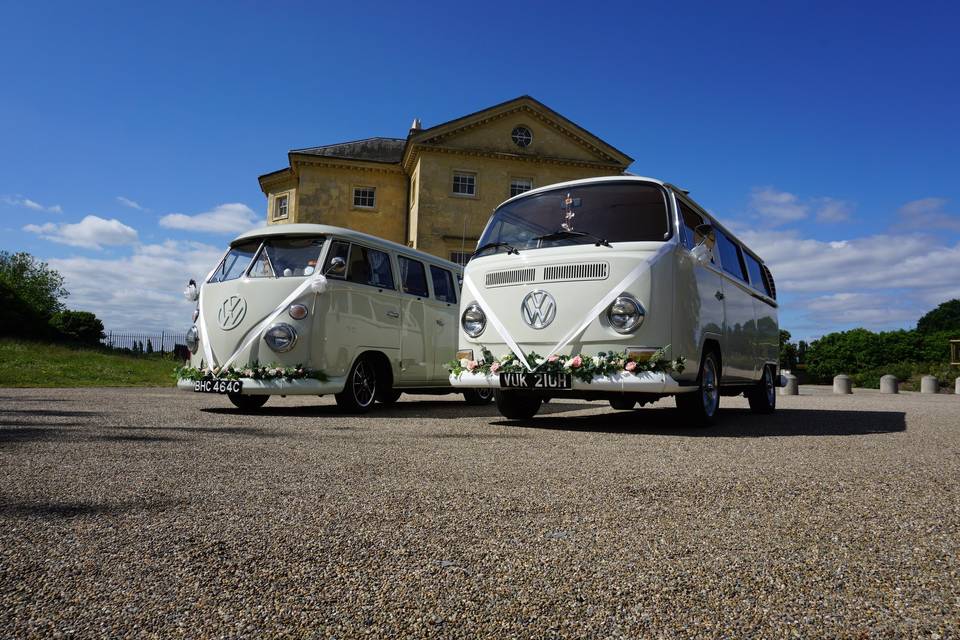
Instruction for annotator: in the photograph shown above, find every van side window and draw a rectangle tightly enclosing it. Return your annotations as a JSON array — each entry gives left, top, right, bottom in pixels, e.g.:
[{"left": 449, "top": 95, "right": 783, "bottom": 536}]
[
  {"left": 430, "top": 266, "right": 457, "bottom": 304},
  {"left": 716, "top": 230, "right": 748, "bottom": 282},
  {"left": 679, "top": 202, "right": 704, "bottom": 251},
  {"left": 347, "top": 245, "right": 395, "bottom": 290},
  {"left": 743, "top": 252, "right": 772, "bottom": 297},
  {"left": 398, "top": 256, "right": 429, "bottom": 297},
  {"left": 323, "top": 240, "right": 351, "bottom": 279}
]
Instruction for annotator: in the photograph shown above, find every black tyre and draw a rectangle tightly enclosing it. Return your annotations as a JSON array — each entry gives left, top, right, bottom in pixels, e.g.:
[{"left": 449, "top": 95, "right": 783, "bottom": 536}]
[
  {"left": 747, "top": 365, "right": 777, "bottom": 414},
  {"left": 377, "top": 389, "right": 402, "bottom": 405},
  {"left": 676, "top": 350, "right": 720, "bottom": 427},
  {"left": 494, "top": 391, "right": 542, "bottom": 420},
  {"left": 336, "top": 356, "right": 378, "bottom": 414},
  {"left": 462, "top": 388, "right": 494, "bottom": 406},
  {"left": 227, "top": 393, "right": 269, "bottom": 411},
  {"left": 609, "top": 397, "right": 636, "bottom": 410}
]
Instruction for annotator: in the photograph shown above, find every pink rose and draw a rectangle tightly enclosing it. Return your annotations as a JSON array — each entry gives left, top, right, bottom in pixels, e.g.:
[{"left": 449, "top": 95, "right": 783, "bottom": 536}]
[
  {"left": 466, "top": 360, "right": 478, "bottom": 372},
  {"left": 625, "top": 361, "right": 637, "bottom": 372},
  {"left": 547, "top": 355, "right": 559, "bottom": 363},
  {"left": 490, "top": 361, "right": 501, "bottom": 374},
  {"left": 569, "top": 355, "right": 583, "bottom": 369}
]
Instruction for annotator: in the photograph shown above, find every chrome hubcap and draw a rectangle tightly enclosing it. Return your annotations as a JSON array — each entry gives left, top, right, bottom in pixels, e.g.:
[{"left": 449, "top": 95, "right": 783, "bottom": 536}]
[
  {"left": 702, "top": 358, "right": 718, "bottom": 416},
  {"left": 765, "top": 368, "right": 775, "bottom": 405},
  {"left": 352, "top": 362, "right": 375, "bottom": 407}
]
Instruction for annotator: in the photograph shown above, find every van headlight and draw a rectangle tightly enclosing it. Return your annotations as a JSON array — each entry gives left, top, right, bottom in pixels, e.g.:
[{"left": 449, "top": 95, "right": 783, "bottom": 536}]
[
  {"left": 264, "top": 323, "right": 298, "bottom": 352},
  {"left": 186, "top": 325, "right": 199, "bottom": 353},
  {"left": 607, "top": 294, "right": 645, "bottom": 334},
  {"left": 461, "top": 303, "right": 486, "bottom": 338}
]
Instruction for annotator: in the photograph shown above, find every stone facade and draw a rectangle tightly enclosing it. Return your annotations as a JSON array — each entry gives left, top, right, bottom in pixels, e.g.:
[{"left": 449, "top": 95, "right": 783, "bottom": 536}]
[{"left": 258, "top": 96, "right": 633, "bottom": 263}]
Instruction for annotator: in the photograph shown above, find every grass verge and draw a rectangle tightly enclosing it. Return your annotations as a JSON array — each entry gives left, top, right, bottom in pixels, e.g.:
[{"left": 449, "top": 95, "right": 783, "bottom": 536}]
[{"left": 0, "top": 338, "right": 180, "bottom": 387}]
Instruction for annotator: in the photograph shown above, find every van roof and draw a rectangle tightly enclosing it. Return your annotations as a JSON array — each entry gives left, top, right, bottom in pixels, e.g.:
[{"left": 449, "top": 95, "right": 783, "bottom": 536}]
[
  {"left": 499, "top": 175, "right": 673, "bottom": 207},
  {"left": 230, "top": 224, "right": 461, "bottom": 270}
]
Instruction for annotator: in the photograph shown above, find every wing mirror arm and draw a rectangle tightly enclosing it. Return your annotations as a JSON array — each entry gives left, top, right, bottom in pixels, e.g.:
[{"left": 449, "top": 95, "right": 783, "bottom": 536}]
[
  {"left": 324, "top": 256, "right": 346, "bottom": 277},
  {"left": 690, "top": 223, "right": 714, "bottom": 264}
]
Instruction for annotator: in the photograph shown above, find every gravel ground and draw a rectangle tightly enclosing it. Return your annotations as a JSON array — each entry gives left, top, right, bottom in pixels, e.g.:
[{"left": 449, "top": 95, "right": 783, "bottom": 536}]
[{"left": 1, "top": 385, "right": 958, "bottom": 638}]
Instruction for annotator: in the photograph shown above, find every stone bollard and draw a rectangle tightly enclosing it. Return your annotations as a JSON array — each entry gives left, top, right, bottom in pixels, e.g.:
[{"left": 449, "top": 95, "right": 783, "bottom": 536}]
[
  {"left": 880, "top": 375, "right": 899, "bottom": 394},
  {"left": 920, "top": 375, "right": 939, "bottom": 394},
  {"left": 956, "top": 377, "right": 960, "bottom": 395},
  {"left": 833, "top": 374, "right": 852, "bottom": 394},
  {"left": 780, "top": 374, "right": 799, "bottom": 395}
]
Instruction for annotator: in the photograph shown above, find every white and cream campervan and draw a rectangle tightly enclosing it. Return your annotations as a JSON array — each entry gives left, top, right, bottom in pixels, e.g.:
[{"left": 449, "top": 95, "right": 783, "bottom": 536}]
[
  {"left": 177, "top": 224, "right": 492, "bottom": 412},
  {"left": 449, "top": 176, "right": 781, "bottom": 425}
]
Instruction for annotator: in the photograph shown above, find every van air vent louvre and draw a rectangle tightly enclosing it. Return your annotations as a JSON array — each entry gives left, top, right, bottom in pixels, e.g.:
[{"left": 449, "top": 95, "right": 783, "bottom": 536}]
[
  {"left": 542, "top": 262, "right": 609, "bottom": 282},
  {"left": 485, "top": 267, "right": 536, "bottom": 288}
]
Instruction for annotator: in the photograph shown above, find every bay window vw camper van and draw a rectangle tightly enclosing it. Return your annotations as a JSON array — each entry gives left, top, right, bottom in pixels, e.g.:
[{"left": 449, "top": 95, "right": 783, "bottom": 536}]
[
  {"left": 449, "top": 176, "right": 781, "bottom": 425},
  {"left": 177, "top": 224, "right": 492, "bottom": 412}
]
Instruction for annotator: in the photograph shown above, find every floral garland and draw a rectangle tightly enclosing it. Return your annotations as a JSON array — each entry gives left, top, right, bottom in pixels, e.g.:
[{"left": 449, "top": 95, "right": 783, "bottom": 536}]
[
  {"left": 175, "top": 364, "right": 328, "bottom": 382},
  {"left": 448, "top": 347, "right": 685, "bottom": 384}
]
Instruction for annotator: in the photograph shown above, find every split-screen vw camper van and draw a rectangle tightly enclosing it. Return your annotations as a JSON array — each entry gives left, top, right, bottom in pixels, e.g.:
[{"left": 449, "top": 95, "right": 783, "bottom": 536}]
[
  {"left": 449, "top": 176, "right": 781, "bottom": 425},
  {"left": 177, "top": 224, "right": 492, "bottom": 412}
]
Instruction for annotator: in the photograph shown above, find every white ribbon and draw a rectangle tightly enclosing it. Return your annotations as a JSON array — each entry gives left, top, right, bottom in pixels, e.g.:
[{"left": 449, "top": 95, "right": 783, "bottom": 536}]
[
  {"left": 465, "top": 244, "right": 673, "bottom": 373},
  {"left": 216, "top": 273, "right": 328, "bottom": 373}
]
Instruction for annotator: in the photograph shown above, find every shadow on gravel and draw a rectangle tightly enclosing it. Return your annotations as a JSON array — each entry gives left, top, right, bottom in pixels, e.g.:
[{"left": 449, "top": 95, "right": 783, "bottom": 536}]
[
  {"left": 96, "top": 434, "right": 184, "bottom": 443},
  {"left": 110, "top": 425, "right": 281, "bottom": 438},
  {"left": 0, "top": 498, "right": 185, "bottom": 519},
  {"left": 0, "top": 408, "right": 102, "bottom": 418},
  {"left": 0, "top": 426, "right": 80, "bottom": 443},
  {"left": 495, "top": 407, "right": 907, "bottom": 437},
  {"left": 200, "top": 400, "right": 594, "bottom": 420}
]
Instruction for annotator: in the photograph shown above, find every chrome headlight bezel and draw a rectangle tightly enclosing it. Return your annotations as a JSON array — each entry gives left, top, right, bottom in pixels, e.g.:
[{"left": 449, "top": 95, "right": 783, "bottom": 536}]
[
  {"left": 461, "top": 302, "right": 486, "bottom": 338},
  {"left": 264, "top": 323, "right": 298, "bottom": 352},
  {"left": 607, "top": 294, "right": 645, "bottom": 334},
  {"left": 186, "top": 325, "right": 199, "bottom": 353}
]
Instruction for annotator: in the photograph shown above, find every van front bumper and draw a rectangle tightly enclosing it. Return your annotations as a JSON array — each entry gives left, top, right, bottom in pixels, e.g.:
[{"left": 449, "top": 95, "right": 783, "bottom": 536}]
[
  {"left": 176, "top": 377, "right": 346, "bottom": 396},
  {"left": 448, "top": 371, "right": 695, "bottom": 394}
]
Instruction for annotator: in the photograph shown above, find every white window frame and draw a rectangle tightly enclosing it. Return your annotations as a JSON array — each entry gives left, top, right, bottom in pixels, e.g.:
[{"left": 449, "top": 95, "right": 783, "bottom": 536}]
[
  {"left": 509, "top": 177, "right": 533, "bottom": 198},
  {"left": 352, "top": 186, "right": 377, "bottom": 210},
  {"left": 273, "top": 193, "right": 289, "bottom": 220},
  {"left": 451, "top": 171, "right": 477, "bottom": 198}
]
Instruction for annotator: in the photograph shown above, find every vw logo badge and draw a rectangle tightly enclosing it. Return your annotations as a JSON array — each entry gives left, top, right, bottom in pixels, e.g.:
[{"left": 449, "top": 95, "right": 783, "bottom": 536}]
[
  {"left": 520, "top": 290, "right": 556, "bottom": 329},
  {"left": 217, "top": 295, "right": 247, "bottom": 331}
]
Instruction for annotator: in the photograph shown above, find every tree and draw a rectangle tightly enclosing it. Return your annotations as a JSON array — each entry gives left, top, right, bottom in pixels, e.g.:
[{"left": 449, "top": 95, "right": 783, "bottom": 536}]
[
  {"left": 917, "top": 299, "right": 960, "bottom": 335},
  {"left": 146, "top": 339, "right": 154, "bottom": 354},
  {"left": 779, "top": 329, "right": 798, "bottom": 370},
  {"left": 50, "top": 310, "right": 104, "bottom": 345},
  {"left": 0, "top": 251, "right": 68, "bottom": 319}
]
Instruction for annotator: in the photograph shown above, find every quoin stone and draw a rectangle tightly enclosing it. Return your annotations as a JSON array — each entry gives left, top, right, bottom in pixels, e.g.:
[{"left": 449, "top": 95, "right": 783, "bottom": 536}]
[
  {"left": 880, "top": 375, "right": 899, "bottom": 394},
  {"left": 921, "top": 376, "right": 939, "bottom": 394},
  {"left": 833, "top": 374, "right": 852, "bottom": 394},
  {"left": 955, "top": 377, "right": 960, "bottom": 395},
  {"left": 780, "top": 373, "right": 799, "bottom": 395}
]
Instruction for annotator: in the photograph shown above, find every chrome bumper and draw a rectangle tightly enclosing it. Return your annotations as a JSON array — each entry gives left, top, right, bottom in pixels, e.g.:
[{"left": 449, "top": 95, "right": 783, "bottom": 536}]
[
  {"left": 448, "top": 371, "right": 695, "bottom": 394},
  {"left": 176, "top": 377, "right": 346, "bottom": 396}
]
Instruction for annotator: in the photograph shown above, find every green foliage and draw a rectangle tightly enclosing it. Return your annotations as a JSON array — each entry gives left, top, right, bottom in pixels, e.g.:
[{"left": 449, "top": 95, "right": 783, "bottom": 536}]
[
  {"left": 916, "top": 299, "right": 960, "bottom": 335},
  {"left": 175, "top": 363, "right": 327, "bottom": 382},
  {"left": 0, "top": 251, "right": 67, "bottom": 320},
  {"left": 49, "top": 310, "right": 105, "bottom": 345},
  {"left": 146, "top": 339, "right": 154, "bottom": 354},
  {"left": 779, "top": 329, "right": 798, "bottom": 370},
  {"left": 0, "top": 279, "right": 53, "bottom": 338}
]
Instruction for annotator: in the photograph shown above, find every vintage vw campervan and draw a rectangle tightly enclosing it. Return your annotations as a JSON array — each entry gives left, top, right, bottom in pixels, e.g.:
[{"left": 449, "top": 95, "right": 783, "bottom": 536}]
[
  {"left": 177, "top": 224, "right": 492, "bottom": 412},
  {"left": 449, "top": 176, "right": 781, "bottom": 425}
]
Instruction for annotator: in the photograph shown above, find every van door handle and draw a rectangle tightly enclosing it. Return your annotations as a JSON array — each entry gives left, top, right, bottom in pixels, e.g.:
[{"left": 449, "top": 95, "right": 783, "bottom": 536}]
[
  {"left": 436, "top": 319, "right": 445, "bottom": 326},
  {"left": 386, "top": 310, "right": 400, "bottom": 318},
  {"left": 715, "top": 291, "right": 725, "bottom": 301}
]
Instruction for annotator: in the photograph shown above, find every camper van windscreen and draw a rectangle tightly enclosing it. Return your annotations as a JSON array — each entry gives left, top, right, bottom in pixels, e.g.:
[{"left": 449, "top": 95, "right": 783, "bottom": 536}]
[
  {"left": 477, "top": 182, "right": 669, "bottom": 255},
  {"left": 208, "top": 241, "right": 260, "bottom": 283}
]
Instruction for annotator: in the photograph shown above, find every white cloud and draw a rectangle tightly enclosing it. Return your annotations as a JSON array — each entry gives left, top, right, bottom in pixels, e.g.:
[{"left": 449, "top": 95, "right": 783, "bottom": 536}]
[
  {"left": 897, "top": 197, "right": 960, "bottom": 231},
  {"left": 804, "top": 293, "right": 919, "bottom": 326},
  {"left": 159, "top": 203, "right": 260, "bottom": 234},
  {"left": 3, "top": 195, "right": 62, "bottom": 213},
  {"left": 47, "top": 240, "right": 225, "bottom": 330},
  {"left": 814, "top": 197, "right": 854, "bottom": 222},
  {"left": 116, "top": 196, "right": 143, "bottom": 210},
  {"left": 23, "top": 215, "right": 139, "bottom": 250},
  {"left": 748, "top": 187, "right": 853, "bottom": 226}
]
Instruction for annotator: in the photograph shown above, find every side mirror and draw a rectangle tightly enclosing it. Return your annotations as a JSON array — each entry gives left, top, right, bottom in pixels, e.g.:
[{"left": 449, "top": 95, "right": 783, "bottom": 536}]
[
  {"left": 694, "top": 223, "right": 713, "bottom": 239},
  {"left": 325, "top": 256, "right": 346, "bottom": 276},
  {"left": 690, "top": 243, "right": 712, "bottom": 264}
]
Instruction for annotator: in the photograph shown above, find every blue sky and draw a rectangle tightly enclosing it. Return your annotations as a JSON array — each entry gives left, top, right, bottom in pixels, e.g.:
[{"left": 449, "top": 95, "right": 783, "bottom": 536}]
[{"left": 1, "top": 1, "right": 958, "bottom": 339}]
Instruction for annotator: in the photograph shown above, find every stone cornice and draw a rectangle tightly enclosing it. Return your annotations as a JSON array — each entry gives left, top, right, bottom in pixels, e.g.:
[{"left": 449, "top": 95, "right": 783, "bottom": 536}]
[
  {"left": 403, "top": 143, "right": 625, "bottom": 173},
  {"left": 258, "top": 167, "right": 295, "bottom": 193},
  {"left": 289, "top": 153, "right": 404, "bottom": 175}
]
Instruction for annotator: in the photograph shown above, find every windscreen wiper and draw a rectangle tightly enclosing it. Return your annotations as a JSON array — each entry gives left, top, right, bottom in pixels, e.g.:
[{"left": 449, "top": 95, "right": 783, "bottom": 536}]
[
  {"left": 472, "top": 241, "right": 520, "bottom": 257},
  {"left": 533, "top": 229, "right": 612, "bottom": 247}
]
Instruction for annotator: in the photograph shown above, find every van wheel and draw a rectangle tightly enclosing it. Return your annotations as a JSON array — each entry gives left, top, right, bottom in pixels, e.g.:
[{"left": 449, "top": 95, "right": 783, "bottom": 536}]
[
  {"left": 227, "top": 393, "right": 268, "bottom": 411},
  {"left": 336, "top": 356, "right": 378, "bottom": 413},
  {"left": 377, "top": 389, "right": 402, "bottom": 405},
  {"left": 609, "top": 397, "right": 636, "bottom": 410},
  {"left": 676, "top": 350, "right": 720, "bottom": 426},
  {"left": 494, "top": 391, "right": 542, "bottom": 419},
  {"left": 748, "top": 365, "right": 777, "bottom": 414},
  {"left": 462, "top": 388, "right": 493, "bottom": 405}
]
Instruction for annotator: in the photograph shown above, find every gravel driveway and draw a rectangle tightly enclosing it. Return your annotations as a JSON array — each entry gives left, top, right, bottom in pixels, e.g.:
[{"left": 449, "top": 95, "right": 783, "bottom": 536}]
[{"left": 1, "top": 386, "right": 958, "bottom": 638}]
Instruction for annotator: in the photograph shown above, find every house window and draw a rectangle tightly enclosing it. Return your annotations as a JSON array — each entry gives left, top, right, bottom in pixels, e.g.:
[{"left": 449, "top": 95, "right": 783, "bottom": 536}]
[
  {"left": 449, "top": 251, "right": 470, "bottom": 266},
  {"left": 273, "top": 194, "right": 289, "bottom": 220},
  {"left": 353, "top": 187, "right": 376, "bottom": 209},
  {"left": 511, "top": 126, "right": 533, "bottom": 148},
  {"left": 510, "top": 178, "right": 533, "bottom": 198},
  {"left": 452, "top": 172, "right": 476, "bottom": 196}
]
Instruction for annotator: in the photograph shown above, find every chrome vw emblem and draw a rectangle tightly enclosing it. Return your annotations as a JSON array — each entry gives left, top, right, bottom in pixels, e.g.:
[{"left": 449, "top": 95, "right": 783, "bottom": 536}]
[
  {"left": 520, "top": 290, "right": 556, "bottom": 329},
  {"left": 217, "top": 295, "right": 247, "bottom": 331}
]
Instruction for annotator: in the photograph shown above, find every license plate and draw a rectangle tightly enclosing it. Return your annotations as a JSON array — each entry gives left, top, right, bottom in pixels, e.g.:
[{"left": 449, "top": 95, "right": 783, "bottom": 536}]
[
  {"left": 499, "top": 372, "right": 572, "bottom": 390},
  {"left": 193, "top": 379, "right": 242, "bottom": 394}
]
